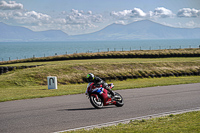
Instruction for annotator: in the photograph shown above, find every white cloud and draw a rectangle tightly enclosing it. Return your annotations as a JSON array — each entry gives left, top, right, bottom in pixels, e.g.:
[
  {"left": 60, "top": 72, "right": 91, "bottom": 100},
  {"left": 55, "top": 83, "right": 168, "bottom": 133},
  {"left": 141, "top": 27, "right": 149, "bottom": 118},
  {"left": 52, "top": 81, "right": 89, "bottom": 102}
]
[
  {"left": 0, "top": 1, "right": 52, "bottom": 26},
  {"left": 1, "top": 3, "right": 200, "bottom": 35},
  {"left": 53, "top": 18, "right": 66, "bottom": 24},
  {"left": 110, "top": 8, "right": 146, "bottom": 20},
  {"left": 24, "top": 11, "right": 51, "bottom": 21},
  {"left": 0, "top": 6, "right": 105, "bottom": 34},
  {"left": 131, "top": 8, "right": 146, "bottom": 17},
  {"left": 153, "top": 7, "right": 174, "bottom": 18},
  {"left": 87, "top": 11, "right": 92, "bottom": 15},
  {"left": 0, "top": 11, "right": 8, "bottom": 19},
  {"left": 58, "top": 9, "right": 105, "bottom": 34},
  {"left": 71, "top": 9, "right": 79, "bottom": 14},
  {"left": 65, "top": 9, "right": 103, "bottom": 24},
  {"left": 110, "top": 10, "right": 132, "bottom": 18},
  {"left": 0, "top": 10, "right": 51, "bottom": 25},
  {"left": 0, "top": 0, "right": 23, "bottom": 10},
  {"left": 177, "top": 8, "right": 200, "bottom": 18},
  {"left": 110, "top": 7, "right": 174, "bottom": 20},
  {"left": 13, "top": 11, "right": 23, "bottom": 17}
]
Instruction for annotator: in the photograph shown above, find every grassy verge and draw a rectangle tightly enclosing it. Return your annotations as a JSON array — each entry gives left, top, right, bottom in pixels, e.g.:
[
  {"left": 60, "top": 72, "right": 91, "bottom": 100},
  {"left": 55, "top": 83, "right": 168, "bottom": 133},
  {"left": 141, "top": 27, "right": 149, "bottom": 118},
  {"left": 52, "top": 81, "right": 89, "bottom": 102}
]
[
  {"left": 1, "top": 48, "right": 200, "bottom": 65},
  {"left": 0, "top": 57, "right": 200, "bottom": 86},
  {"left": 67, "top": 111, "right": 200, "bottom": 133},
  {"left": 0, "top": 57, "right": 200, "bottom": 102},
  {"left": 0, "top": 76, "right": 200, "bottom": 102}
]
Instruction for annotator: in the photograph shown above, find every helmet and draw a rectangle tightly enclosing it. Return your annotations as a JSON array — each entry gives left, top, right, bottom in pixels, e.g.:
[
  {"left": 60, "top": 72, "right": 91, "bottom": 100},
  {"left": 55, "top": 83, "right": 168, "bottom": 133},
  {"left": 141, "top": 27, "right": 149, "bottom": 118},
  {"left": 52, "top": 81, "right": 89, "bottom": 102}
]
[{"left": 87, "top": 73, "right": 94, "bottom": 82}]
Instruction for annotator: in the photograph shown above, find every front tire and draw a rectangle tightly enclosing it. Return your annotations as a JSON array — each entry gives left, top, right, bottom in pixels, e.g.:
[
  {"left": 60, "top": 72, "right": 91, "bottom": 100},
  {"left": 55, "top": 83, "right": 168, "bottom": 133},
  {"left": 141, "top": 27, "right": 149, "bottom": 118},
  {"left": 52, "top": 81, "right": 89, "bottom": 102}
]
[
  {"left": 114, "top": 92, "right": 124, "bottom": 107},
  {"left": 90, "top": 95, "right": 103, "bottom": 109}
]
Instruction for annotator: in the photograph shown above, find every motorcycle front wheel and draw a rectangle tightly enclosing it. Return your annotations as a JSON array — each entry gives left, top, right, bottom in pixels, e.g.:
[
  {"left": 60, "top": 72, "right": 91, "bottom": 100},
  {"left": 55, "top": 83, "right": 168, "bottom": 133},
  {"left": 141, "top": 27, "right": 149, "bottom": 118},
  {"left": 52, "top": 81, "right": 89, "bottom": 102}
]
[
  {"left": 90, "top": 95, "right": 103, "bottom": 109},
  {"left": 114, "top": 92, "right": 124, "bottom": 107}
]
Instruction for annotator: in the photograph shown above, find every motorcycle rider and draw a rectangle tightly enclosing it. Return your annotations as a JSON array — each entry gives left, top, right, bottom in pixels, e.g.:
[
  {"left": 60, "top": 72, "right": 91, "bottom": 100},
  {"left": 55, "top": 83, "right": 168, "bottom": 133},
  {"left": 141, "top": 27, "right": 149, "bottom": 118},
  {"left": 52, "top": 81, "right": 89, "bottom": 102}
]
[{"left": 85, "top": 73, "right": 115, "bottom": 97}]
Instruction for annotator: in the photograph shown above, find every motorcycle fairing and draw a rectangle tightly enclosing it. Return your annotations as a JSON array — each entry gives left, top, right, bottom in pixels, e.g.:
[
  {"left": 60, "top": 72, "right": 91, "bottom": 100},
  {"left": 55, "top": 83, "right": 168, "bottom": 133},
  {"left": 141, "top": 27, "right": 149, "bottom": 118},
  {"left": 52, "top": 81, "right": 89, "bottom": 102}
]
[{"left": 92, "top": 87, "right": 104, "bottom": 95}]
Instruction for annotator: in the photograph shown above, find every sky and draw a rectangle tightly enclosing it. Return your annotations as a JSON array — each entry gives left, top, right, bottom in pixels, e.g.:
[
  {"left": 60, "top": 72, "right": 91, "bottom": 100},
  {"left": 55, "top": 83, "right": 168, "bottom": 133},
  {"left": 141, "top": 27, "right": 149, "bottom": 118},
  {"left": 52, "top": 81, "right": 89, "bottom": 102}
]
[{"left": 0, "top": 0, "right": 200, "bottom": 35}]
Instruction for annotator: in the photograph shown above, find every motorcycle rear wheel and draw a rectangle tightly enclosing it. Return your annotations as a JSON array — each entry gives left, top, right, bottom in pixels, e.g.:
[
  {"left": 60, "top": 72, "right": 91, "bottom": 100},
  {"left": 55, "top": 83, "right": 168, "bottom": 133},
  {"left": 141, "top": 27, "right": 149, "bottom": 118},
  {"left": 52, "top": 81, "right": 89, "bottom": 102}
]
[
  {"left": 90, "top": 95, "right": 103, "bottom": 109},
  {"left": 114, "top": 92, "right": 124, "bottom": 107}
]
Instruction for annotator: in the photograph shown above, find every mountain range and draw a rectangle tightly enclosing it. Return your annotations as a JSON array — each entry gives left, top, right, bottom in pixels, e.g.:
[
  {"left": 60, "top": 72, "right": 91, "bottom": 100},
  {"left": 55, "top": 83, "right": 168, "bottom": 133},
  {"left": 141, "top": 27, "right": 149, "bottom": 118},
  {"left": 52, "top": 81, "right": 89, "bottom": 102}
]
[
  {"left": 0, "top": 22, "right": 69, "bottom": 42},
  {"left": 0, "top": 20, "right": 200, "bottom": 42}
]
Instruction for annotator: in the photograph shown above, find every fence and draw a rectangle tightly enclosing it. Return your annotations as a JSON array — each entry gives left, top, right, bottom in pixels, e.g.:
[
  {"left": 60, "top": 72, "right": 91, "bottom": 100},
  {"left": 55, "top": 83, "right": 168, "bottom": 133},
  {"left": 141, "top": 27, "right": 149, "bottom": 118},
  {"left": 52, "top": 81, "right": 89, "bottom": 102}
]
[{"left": 1, "top": 45, "right": 200, "bottom": 62}]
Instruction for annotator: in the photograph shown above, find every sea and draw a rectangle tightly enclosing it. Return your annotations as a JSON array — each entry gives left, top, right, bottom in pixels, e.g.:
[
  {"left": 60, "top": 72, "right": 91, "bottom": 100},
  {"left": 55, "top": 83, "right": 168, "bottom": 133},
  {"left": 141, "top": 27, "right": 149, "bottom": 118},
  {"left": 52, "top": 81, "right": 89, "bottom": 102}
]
[{"left": 0, "top": 39, "right": 200, "bottom": 61}]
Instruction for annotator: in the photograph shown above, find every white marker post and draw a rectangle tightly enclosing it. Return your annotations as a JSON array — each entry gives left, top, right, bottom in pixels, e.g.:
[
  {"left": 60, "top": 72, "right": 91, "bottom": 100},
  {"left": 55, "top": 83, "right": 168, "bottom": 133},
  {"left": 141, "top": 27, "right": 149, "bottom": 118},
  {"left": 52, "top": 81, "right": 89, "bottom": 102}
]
[{"left": 47, "top": 76, "right": 57, "bottom": 89}]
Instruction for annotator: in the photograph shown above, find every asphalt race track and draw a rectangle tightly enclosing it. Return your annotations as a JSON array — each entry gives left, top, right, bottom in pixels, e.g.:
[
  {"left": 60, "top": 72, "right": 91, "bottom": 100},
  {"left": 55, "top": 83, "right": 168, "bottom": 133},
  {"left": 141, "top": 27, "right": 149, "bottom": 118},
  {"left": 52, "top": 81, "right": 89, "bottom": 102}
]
[{"left": 0, "top": 83, "right": 200, "bottom": 133}]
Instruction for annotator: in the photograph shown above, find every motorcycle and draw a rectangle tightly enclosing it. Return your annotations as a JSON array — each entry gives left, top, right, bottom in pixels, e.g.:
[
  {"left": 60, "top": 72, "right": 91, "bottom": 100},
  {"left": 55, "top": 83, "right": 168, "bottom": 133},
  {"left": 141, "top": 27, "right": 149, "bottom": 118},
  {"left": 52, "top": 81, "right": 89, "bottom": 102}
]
[{"left": 86, "top": 82, "right": 124, "bottom": 109}]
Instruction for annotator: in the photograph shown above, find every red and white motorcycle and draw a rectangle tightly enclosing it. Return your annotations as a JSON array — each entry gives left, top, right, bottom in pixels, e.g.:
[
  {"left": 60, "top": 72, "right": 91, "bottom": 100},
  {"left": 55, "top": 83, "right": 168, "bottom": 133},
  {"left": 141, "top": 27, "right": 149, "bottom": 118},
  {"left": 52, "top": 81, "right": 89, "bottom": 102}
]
[{"left": 86, "top": 83, "right": 124, "bottom": 109}]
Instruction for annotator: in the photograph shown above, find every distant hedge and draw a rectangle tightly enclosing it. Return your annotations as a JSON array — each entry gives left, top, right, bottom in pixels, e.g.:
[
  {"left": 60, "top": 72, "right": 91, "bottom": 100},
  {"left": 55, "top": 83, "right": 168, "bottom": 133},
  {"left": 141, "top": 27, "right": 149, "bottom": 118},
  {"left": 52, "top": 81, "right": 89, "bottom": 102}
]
[
  {"left": 81, "top": 68, "right": 200, "bottom": 84},
  {"left": 0, "top": 65, "right": 41, "bottom": 75},
  {"left": 1, "top": 66, "right": 199, "bottom": 84}
]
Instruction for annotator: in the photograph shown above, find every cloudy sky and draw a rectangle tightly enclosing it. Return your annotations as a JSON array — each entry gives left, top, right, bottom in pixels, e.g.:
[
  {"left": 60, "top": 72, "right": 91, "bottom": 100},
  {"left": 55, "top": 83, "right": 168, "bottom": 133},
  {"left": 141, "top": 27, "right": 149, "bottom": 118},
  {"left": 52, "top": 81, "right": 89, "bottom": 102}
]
[{"left": 0, "top": 0, "right": 200, "bottom": 35}]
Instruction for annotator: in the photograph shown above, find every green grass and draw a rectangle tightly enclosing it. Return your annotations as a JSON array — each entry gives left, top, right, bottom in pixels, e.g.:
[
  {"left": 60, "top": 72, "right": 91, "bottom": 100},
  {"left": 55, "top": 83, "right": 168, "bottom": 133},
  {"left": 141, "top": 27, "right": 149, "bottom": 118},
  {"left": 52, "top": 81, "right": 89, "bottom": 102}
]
[
  {"left": 1, "top": 57, "right": 199, "bottom": 66},
  {"left": 1, "top": 57, "right": 200, "bottom": 86},
  {"left": 67, "top": 111, "right": 200, "bottom": 133},
  {"left": 0, "top": 76, "right": 200, "bottom": 102},
  {"left": 0, "top": 57, "right": 200, "bottom": 102}
]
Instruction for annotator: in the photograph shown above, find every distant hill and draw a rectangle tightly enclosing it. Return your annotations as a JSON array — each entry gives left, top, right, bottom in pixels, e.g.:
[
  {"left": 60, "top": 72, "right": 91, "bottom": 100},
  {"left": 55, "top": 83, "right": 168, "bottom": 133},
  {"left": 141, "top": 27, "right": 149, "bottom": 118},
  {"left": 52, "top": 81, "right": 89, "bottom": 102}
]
[
  {"left": 0, "top": 22, "right": 69, "bottom": 42},
  {"left": 74, "top": 20, "right": 200, "bottom": 40},
  {"left": 0, "top": 20, "right": 200, "bottom": 42}
]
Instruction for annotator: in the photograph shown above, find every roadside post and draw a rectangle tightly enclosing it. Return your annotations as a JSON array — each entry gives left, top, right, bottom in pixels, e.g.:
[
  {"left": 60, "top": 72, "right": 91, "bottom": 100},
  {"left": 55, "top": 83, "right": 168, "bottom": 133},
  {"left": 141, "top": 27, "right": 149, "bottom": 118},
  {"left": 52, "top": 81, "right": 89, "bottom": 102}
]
[{"left": 47, "top": 76, "right": 57, "bottom": 89}]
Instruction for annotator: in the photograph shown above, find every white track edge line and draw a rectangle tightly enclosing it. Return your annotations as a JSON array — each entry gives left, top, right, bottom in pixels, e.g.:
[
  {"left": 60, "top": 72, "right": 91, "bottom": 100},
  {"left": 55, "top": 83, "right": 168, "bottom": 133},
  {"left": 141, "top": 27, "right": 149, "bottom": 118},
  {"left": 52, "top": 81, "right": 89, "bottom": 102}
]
[{"left": 54, "top": 107, "right": 200, "bottom": 133}]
